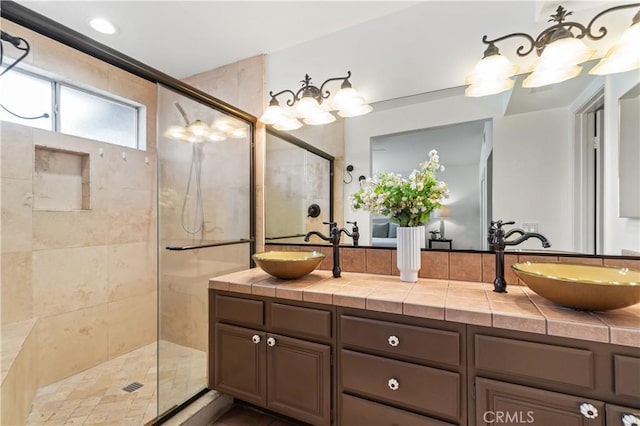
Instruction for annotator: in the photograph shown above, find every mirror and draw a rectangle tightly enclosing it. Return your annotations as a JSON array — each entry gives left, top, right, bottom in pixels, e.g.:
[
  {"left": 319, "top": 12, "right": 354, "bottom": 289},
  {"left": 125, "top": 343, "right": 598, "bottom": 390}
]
[
  {"left": 341, "top": 60, "right": 640, "bottom": 256},
  {"left": 619, "top": 82, "right": 640, "bottom": 219},
  {"left": 265, "top": 129, "right": 334, "bottom": 244}
]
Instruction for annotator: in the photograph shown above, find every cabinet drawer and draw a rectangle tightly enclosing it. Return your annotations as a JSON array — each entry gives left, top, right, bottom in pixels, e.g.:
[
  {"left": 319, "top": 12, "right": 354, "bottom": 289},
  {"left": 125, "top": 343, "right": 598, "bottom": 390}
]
[
  {"left": 341, "top": 315, "right": 460, "bottom": 366},
  {"left": 215, "top": 294, "right": 263, "bottom": 326},
  {"left": 474, "top": 334, "right": 594, "bottom": 389},
  {"left": 270, "top": 302, "right": 332, "bottom": 340},
  {"left": 614, "top": 355, "right": 640, "bottom": 399},
  {"left": 341, "top": 394, "right": 454, "bottom": 426},
  {"left": 475, "top": 378, "right": 605, "bottom": 426},
  {"left": 341, "top": 349, "right": 460, "bottom": 422},
  {"left": 606, "top": 403, "right": 640, "bottom": 426}
]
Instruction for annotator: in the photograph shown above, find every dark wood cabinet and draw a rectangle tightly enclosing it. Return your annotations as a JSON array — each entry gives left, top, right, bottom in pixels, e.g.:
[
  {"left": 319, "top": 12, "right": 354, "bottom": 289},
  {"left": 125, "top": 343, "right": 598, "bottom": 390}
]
[
  {"left": 210, "top": 289, "right": 640, "bottom": 426},
  {"left": 469, "top": 326, "right": 640, "bottom": 426},
  {"left": 211, "top": 291, "right": 334, "bottom": 425},
  {"left": 267, "top": 334, "right": 331, "bottom": 425},
  {"left": 475, "top": 377, "right": 605, "bottom": 426},
  {"left": 338, "top": 308, "right": 466, "bottom": 425},
  {"left": 605, "top": 403, "right": 640, "bottom": 426},
  {"left": 214, "top": 323, "right": 266, "bottom": 406}
]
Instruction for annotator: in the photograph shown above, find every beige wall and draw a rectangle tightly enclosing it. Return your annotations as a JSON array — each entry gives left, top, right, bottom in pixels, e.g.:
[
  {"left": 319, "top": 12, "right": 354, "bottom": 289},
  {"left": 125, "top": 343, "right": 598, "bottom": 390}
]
[
  {"left": 183, "top": 54, "right": 347, "bottom": 250},
  {"left": 0, "top": 19, "right": 158, "bottom": 392}
]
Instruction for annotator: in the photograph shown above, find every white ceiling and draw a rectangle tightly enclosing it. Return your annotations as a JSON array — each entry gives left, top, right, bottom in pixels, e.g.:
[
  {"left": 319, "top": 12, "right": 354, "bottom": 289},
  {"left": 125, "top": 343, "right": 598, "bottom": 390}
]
[
  {"left": 16, "top": 1, "right": 417, "bottom": 78},
  {"left": 15, "top": 0, "right": 637, "bottom": 105}
]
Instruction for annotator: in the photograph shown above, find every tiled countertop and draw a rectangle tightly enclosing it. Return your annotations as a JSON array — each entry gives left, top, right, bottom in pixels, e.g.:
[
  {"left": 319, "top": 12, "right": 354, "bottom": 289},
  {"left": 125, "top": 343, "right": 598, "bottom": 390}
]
[{"left": 209, "top": 269, "right": 640, "bottom": 348}]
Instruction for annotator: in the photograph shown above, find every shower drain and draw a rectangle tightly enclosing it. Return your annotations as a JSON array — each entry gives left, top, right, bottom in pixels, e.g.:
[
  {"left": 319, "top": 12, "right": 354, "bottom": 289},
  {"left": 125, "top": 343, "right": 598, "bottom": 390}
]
[{"left": 122, "top": 382, "right": 144, "bottom": 393}]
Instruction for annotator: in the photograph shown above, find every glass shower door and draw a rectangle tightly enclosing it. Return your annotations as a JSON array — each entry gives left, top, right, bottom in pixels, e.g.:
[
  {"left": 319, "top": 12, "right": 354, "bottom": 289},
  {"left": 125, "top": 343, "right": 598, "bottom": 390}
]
[{"left": 156, "top": 85, "right": 253, "bottom": 416}]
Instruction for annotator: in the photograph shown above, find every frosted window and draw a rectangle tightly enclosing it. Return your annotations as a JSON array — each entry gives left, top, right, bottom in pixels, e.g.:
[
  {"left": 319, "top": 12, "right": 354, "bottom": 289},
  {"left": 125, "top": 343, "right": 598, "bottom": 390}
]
[
  {"left": 60, "top": 85, "right": 138, "bottom": 148},
  {"left": 0, "top": 68, "right": 53, "bottom": 130}
]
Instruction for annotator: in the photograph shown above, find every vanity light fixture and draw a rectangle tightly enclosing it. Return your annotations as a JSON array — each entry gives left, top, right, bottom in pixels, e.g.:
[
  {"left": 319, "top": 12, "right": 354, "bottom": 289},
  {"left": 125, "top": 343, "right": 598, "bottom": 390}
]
[
  {"left": 465, "top": 3, "right": 640, "bottom": 97},
  {"left": 259, "top": 71, "right": 372, "bottom": 130}
]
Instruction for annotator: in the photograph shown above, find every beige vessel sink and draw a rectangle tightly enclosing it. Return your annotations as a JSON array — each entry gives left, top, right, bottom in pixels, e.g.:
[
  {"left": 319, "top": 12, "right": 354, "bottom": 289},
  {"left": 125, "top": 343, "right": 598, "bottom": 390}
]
[
  {"left": 512, "top": 262, "right": 640, "bottom": 311},
  {"left": 253, "top": 251, "right": 326, "bottom": 280}
]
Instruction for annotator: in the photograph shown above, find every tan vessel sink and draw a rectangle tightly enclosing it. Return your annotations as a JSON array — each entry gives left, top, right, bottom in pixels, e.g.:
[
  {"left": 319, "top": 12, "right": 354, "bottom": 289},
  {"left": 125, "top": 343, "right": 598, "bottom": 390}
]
[
  {"left": 253, "top": 251, "right": 326, "bottom": 280},
  {"left": 512, "top": 262, "right": 640, "bottom": 311}
]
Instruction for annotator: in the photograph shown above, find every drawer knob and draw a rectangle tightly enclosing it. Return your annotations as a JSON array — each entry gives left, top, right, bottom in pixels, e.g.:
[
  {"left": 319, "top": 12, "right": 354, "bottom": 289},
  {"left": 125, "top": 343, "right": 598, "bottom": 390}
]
[
  {"left": 579, "top": 403, "right": 598, "bottom": 419},
  {"left": 622, "top": 414, "right": 640, "bottom": 426},
  {"left": 387, "top": 378, "right": 400, "bottom": 391},
  {"left": 251, "top": 334, "right": 261, "bottom": 344},
  {"left": 267, "top": 337, "right": 276, "bottom": 347},
  {"left": 388, "top": 335, "right": 400, "bottom": 347}
]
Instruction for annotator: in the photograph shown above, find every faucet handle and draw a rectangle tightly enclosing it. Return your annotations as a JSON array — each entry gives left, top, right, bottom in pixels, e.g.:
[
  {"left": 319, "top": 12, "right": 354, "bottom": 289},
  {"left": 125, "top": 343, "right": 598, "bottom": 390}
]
[
  {"left": 346, "top": 221, "right": 358, "bottom": 226},
  {"left": 491, "top": 220, "right": 515, "bottom": 229},
  {"left": 322, "top": 221, "right": 337, "bottom": 231}
]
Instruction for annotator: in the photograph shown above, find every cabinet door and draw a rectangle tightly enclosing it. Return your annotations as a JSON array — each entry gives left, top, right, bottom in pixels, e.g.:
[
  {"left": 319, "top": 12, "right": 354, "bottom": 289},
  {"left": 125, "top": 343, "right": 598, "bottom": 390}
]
[
  {"left": 214, "top": 323, "right": 266, "bottom": 406},
  {"left": 266, "top": 333, "right": 331, "bottom": 425},
  {"left": 606, "top": 403, "right": 640, "bottom": 426},
  {"left": 475, "top": 378, "right": 604, "bottom": 426}
]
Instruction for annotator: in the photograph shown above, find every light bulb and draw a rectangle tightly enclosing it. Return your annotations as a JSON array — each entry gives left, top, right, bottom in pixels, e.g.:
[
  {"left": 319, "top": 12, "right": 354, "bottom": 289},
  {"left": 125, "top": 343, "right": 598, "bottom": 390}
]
[
  {"left": 294, "top": 96, "right": 322, "bottom": 119},
  {"left": 207, "top": 131, "right": 227, "bottom": 142},
  {"left": 465, "top": 54, "right": 518, "bottom": 85},
  {"left": 273, "top": 118, "right": 303, "bottom": 131},
  {"left": 212, "top": 116, "right": 238, "bottom": 132},
  {"left": 188, "top": 120, "right": 208, "bottom": 137},
  {"left": 331, "top": 87, "right": 365, "bottom": 110},
  {"left": 535, "top": 37, "right": 595, "bottom": 69},
  {"left": 228, "top": 127, "right": 248, "bottom": 139},
  {"left": 303, "top": 111, "right": 336, "bottom": 125},
  {"left": 590, "top": 21, "right": 640, "bottom": 75},
  {"left": 163, "top": 125, "right": 187, "bottom": 141},
  {"left": 259, "top": 104, "right": 288, "bottom": 125},
  {"left": 523, "top": 65, "right": 583, "bottom": 88},
  {"left": 464, "top": 53, "right": 517, "bottom": 97}
]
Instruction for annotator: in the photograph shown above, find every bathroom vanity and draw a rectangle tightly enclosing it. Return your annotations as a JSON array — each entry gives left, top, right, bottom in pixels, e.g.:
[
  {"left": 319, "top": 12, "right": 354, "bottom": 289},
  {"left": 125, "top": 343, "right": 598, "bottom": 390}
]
[{"left": 209, "top": 270, "right": 640, "bottom": 426}]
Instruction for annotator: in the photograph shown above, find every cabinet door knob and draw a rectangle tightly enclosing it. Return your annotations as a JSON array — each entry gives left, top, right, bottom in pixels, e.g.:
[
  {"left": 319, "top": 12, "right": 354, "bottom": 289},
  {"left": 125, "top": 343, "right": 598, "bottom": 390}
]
[
  {"left": 387, "top": 378, "right": 399, "bottom": 391},
  {"left": 251, "top": 334, "right": 261, "bottom": 344},
  {"left": 267, "top": 337, "right": 276, "bottom": 347},
  {"left": 622, "top": 414, "right": 640, "bottom": 426},
  {"left": 579, "top": 403, "right": 598, "bottom": 419},
  {"left": 388, "top": 335, "right": 400, "bottom": 347}
]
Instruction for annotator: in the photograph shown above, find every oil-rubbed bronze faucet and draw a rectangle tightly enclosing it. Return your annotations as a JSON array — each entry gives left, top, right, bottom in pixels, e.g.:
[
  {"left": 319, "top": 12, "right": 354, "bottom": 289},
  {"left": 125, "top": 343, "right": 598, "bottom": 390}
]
[
  {"left": 304, "top": 221, "right": 342, "bottom": 278},
  {"left": 488, "top": 220, "right": 551, "bottom": 293},
  {"left": 304, "top": 221, "right": 359, "bottom": 278}
]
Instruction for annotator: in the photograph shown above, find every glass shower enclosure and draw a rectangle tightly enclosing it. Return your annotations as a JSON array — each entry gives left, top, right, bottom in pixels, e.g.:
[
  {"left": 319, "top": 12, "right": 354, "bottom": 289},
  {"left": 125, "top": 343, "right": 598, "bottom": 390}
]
[{"left": 156, "top": 85, "right": 253, "bottom": 416}]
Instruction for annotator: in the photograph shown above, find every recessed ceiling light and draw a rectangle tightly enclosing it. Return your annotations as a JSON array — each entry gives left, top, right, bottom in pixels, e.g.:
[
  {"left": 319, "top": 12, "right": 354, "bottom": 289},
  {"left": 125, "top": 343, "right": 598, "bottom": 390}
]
[{"left": 89, "top": 18, "right": 116, "bottom": 35}]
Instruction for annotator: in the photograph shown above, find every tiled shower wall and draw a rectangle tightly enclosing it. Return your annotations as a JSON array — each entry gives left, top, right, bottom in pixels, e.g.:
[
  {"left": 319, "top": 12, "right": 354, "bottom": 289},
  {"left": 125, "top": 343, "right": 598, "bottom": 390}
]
[{"left": 1, "top": 18, "right": 157, "bottom": 390}]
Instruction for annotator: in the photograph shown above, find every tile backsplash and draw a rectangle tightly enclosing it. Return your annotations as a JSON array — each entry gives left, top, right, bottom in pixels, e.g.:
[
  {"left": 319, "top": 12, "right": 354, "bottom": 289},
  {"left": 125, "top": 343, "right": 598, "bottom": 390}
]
[{"left": 265, "top": 244, "right": 640, "bottom": 284}]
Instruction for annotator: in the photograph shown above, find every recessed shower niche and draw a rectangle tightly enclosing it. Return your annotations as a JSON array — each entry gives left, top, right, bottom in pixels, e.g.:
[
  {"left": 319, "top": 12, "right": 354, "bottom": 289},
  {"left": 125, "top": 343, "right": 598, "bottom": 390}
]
[{"left": 33, "top": 146, "right": 90, "bottom": 211}]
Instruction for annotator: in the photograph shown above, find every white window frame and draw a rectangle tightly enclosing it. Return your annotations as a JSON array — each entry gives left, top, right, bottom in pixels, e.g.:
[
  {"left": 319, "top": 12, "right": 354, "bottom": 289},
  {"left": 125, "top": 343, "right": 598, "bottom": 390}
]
[{"left": 1, "top": 67, "right": 145, "bottom": 150}]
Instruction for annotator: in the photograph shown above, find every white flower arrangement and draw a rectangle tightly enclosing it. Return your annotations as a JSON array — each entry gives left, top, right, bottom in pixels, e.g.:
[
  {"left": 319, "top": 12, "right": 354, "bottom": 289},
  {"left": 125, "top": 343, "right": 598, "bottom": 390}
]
[{"left": 350, "top": 150, "right": 449, "bottom": 227}]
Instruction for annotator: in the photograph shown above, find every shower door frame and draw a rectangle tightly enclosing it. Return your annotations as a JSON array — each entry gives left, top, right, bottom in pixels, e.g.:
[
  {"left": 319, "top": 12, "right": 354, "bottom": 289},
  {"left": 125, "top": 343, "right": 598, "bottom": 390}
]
[{"left": 2, "top": 2, "right": 257, "bottom": 423}]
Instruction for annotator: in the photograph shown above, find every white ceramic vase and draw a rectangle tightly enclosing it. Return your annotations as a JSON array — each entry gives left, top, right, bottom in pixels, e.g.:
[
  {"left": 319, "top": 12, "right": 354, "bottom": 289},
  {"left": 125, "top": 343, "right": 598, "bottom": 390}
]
[{"left": 397, "top": 226, "right": 423, "bottom": 282}]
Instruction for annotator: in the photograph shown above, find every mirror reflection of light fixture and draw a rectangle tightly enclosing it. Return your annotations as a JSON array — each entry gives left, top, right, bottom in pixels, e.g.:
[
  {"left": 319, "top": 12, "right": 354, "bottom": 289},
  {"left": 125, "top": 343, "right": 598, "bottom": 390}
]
[
  {"left": 259, "top": 71, "right": 372, "bottom": 129},
  {"left": 466, "top": 3, "right": 640, "bottom": 96},
  {"left": 163, "top": 102, "right": 248, "bottom": 143}
]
